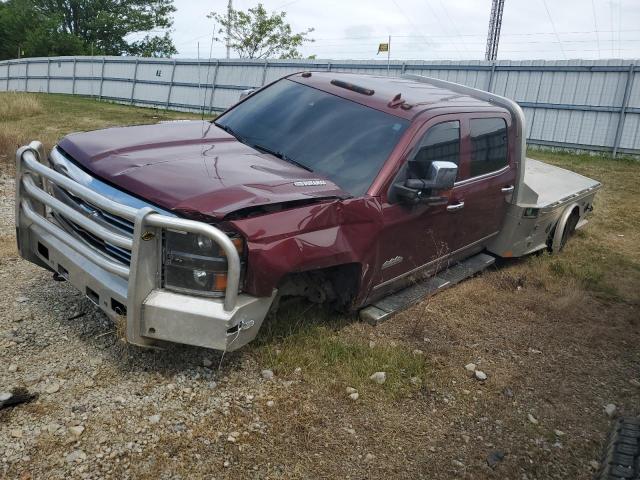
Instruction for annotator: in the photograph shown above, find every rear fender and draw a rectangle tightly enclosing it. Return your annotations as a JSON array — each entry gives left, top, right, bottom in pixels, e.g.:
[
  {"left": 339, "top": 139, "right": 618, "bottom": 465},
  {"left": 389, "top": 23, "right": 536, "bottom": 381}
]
[{"left": 550, "top": 202, "right": 580, "bottom": 253}]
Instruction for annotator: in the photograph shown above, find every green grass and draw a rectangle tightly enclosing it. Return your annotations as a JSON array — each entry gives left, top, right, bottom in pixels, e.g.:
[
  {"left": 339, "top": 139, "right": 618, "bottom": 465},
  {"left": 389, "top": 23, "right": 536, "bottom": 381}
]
[{"left": 253, "top": 302, "right": 429, "bottom": 398}]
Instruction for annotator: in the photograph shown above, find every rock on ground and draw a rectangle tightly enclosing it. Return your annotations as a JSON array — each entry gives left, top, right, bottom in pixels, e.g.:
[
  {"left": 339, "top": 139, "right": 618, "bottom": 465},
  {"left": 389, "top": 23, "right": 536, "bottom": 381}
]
[{"left": 370, "top": 372, "right": 386, "bottom": 384}]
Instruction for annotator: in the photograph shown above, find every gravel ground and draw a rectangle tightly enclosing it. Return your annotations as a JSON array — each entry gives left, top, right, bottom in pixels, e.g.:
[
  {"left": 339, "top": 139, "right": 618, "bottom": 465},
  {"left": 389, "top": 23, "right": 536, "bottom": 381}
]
[
  {"left": 1, "top": 168, "right": 639, "bottom": 479},
  {"left": 0, "top": 175, "right": 279, "bottom": 479}
]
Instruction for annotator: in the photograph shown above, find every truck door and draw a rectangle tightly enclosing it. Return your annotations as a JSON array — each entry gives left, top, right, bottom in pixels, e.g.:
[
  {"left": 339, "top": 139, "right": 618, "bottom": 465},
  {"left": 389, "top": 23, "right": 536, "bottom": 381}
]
[
  {"left": 446, "top": 114, "right": 516, "bottom": 255},
  {"left": 372, "top": 116, "right": 462, "bottom": 295}
]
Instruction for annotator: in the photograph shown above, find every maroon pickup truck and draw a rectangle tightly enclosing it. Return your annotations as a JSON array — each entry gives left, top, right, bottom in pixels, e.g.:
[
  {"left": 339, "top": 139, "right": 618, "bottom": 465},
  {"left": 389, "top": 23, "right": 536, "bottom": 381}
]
[{"left": 15, "top": 72, "right": 600, "bottom": 351}]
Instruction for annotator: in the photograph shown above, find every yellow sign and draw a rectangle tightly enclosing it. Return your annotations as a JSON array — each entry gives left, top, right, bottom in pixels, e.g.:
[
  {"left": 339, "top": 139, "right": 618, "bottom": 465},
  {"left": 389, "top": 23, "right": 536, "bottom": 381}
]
[{"left": 377, "top": 43, "right": 389, "bottom": 54}]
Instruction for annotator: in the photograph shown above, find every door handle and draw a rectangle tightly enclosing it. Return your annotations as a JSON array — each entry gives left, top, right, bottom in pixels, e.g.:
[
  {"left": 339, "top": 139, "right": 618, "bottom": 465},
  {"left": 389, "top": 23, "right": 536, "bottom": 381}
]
[
  {"left": 501, "top": 185, "right": 514, "bottom": 193},
  {"left": 446, "top": 201, "right": 465, "bottom": 212}
]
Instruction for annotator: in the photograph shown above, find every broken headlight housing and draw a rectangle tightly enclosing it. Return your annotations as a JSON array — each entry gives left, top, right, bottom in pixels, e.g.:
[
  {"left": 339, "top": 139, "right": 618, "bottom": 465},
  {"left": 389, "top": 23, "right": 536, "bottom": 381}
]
[{"left": 163, "top": 230, "right": 244, "bottom": 297}]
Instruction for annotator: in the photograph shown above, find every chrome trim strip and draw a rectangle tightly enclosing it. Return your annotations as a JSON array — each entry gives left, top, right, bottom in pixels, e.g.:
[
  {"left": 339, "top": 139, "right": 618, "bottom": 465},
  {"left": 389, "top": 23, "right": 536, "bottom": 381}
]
[
  {"left": 22, "top": 152, "right": 139, "bottom": 221},
  {"left": 50, "top": 148, "right": 175, "bottom": 216},
  {"left": 454, "top": 165, "right": 510, "bottom": 187},
  {"left": 21, "top": 199, "right": 130, "bottom": 278},
  {"left": 372, "top": 231, "right": 498, "bottom": 290},
  {"left": 22, "top": 176, "right": 133, "bottom": 250}
]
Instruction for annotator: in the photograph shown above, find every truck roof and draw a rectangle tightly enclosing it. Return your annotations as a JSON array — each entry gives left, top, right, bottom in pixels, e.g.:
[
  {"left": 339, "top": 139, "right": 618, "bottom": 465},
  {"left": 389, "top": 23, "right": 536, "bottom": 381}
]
[{"left": 287, "top": 71, "right": 504, "bottom": 121}]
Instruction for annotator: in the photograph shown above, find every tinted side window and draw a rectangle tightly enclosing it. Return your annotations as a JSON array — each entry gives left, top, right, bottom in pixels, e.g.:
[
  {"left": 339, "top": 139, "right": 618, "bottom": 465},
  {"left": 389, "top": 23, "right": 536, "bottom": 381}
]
[
  {"left": 414, "top": 121, "right": 460, "bottom": 165},
  {"left": 410, "top": 121, "right": 460, "bottom": 178},
  {"left": 469, "top": 118, "right": 508, "bottom": 177}
]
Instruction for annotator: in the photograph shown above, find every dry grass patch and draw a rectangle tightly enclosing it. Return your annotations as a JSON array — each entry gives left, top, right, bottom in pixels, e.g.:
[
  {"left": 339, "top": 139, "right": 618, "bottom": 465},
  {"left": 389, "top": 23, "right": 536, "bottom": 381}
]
[
  {"left": 0, "top": 92, "right": 43, "bottom": 121},
  {"left": 0, "top": 92, "right": 202, "bottom": 173},
  {"left": 0, "top": 123, "right": 29, "bottom": 165}
]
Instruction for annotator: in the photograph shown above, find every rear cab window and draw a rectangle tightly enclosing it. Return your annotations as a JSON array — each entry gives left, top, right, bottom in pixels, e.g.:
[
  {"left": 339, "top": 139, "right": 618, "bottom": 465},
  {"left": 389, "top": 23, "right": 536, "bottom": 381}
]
[{"left": 469, "top": 118, "right": 508, "bottom": 177}]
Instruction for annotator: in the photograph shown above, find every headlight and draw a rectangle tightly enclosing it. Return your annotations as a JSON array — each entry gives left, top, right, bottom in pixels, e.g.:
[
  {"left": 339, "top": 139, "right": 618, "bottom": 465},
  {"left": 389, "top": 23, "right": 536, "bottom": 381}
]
[{"left": 163, "top": 230, "right": 244, "bottom": 297}]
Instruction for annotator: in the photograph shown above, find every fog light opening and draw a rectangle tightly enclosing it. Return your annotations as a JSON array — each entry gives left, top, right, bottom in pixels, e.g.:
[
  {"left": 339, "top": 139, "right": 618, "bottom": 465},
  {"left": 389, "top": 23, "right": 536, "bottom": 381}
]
[
  {"left": 85, "top": 287, "right": 99, "bottom": 306},
  {"left": 111, "top": 298, "right": 127, "bottom": 316},
  {"left": 37, "top": 242, "right": 49, "bottom": 260}
]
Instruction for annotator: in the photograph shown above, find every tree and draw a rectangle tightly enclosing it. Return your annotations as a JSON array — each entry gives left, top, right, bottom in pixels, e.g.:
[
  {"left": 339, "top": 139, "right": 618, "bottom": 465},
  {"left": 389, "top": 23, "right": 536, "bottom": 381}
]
[
  {"left": 0, "top": 0, "right": 177, "bottom": 60},
  {"left": 208, "top": 3, "right": 314, "bottom": 59}
]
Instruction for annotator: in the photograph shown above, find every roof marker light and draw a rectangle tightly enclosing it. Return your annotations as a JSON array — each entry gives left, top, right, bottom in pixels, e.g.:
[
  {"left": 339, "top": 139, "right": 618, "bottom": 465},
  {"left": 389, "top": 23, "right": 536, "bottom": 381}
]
[
  {"left": 388, "top": 93, "right": 404, "bottom": 108},
  {"left": 330, "top": 79, "right": 374, "bottom": 96}
]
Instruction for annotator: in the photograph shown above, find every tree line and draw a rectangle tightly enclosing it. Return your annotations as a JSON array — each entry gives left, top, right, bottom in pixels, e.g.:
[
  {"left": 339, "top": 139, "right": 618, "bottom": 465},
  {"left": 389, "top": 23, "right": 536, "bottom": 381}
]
[
  {"left": 0, "top": 0, "right": 314, "bottom": 61},
  {"left": 0, "top": 0, "right": 177, "bottom": 60}
]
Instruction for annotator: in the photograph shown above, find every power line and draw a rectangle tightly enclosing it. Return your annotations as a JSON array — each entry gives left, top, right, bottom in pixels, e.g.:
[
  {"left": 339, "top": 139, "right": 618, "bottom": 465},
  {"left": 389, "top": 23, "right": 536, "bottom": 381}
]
[
  {"left": 309, "top": 29, "right": 640, "bottom": 42},
  {"left": 540, "top": 0, "right": 566, "bottom": 59},
  {"left": 610, "top": 1, "right": 614, "bottom": 56},
  {"left": 618, "top": 1, "right": 622, "bottom": 57},
  {"left": 591, "top": 0, "right": 601, "bottom": 58},
  {"left": 421, "top": 0, "right": 463, "bottom": 57},
  {"left": 389, "top": 0, "right": 442, "bottom": 59},
  {"left": 436, "top": 0, "right": 470, "bottom": 55}
]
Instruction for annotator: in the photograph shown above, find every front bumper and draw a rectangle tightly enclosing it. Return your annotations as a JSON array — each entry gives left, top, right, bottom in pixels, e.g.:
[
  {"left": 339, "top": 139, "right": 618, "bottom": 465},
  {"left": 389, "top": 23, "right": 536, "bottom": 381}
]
[{"left": 15, "top": 142, "right": 275, "bottom": 351}]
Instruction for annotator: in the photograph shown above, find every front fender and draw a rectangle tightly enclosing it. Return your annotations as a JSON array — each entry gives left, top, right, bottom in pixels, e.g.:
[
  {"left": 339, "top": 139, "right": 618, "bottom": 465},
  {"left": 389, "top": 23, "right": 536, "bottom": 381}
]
[{"left": 230, "top": 197, "right": 383, "bottom": 305}]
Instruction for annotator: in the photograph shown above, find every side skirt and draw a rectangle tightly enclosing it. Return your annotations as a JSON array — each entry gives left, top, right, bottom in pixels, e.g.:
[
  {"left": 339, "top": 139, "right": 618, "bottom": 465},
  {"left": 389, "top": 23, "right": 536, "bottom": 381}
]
[{"left": 359, "top": 253, "right": 495, "bottom": 325}]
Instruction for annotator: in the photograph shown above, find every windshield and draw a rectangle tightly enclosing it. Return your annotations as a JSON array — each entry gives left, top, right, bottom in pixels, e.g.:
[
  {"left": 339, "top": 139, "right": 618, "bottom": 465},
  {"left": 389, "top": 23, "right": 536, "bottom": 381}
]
[{"left": 215, "top": 79, "right": 409, "bottom": 196}]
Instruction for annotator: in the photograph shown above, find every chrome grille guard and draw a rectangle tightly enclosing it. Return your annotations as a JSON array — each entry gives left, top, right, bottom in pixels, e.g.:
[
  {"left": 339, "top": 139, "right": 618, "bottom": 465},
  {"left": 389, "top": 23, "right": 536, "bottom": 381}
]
[{"left": 15, "top": 141, "right": 242, "bottom": 346}]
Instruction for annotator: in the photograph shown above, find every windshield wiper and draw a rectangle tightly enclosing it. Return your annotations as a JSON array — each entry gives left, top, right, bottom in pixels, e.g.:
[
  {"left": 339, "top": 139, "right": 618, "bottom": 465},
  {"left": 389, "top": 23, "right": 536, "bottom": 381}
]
[
  {"left": 215, "top": 122, "right": 246, "bottom": 143},
  {"left": 252, "top": 143, "right": 313, "bottom": 172}
]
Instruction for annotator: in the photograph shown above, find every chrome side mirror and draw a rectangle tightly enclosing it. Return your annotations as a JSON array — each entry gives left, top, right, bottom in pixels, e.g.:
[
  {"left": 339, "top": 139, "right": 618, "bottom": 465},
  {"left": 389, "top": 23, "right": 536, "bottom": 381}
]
[
  {"left": 392, "top": 161, "right": 458, "bottom": 205},
  {"left": 405, "top": 161, "right": 458, "bottom": 191}
]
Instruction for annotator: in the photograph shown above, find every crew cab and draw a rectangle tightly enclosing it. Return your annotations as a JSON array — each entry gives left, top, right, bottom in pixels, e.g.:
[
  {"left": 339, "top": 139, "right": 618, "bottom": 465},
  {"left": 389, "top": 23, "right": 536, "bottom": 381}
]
[{"left": 15, "top": 72, "right": 601, "bottom": 351}]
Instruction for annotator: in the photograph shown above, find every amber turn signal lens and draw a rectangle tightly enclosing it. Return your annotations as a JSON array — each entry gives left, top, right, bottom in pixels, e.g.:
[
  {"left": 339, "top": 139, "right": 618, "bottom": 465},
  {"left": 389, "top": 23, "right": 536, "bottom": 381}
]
[
  {"left": 220, "top": 237, "right": 244, "bottom": 257},
  {"left": 213, "top": 273, "right": 228, "bottom": 291},
  {"left": 231, "top": 237, "right": 244, "bottom": 254}
]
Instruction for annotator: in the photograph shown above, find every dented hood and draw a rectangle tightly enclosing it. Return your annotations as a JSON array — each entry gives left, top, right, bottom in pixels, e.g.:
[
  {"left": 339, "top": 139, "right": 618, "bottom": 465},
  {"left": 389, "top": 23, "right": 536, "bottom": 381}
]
[{"left": 57, "top": 120, "right": 348, "bottom": 220}]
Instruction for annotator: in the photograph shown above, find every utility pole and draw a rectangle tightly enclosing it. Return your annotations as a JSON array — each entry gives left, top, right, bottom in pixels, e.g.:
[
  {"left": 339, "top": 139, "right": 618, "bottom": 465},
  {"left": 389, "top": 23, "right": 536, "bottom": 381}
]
[
  {"left": 485, "top": 0, "right": 505, "bottom": 61},
  {"left": 226, "top": 0, "right": 232, "bottom": 59}
]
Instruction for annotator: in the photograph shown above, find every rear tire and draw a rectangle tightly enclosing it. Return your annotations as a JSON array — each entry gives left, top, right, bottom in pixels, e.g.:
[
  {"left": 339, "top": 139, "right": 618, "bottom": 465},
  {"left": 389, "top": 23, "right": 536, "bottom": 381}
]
[
  {"left": 549, "top": 206, "right": 580, "bottom": 253},
  {"left": 560, "top": 211, "right": 580, "bottom": 249},
  {"left": 594, "top": 417, "right": 640, "bottom": 480}
]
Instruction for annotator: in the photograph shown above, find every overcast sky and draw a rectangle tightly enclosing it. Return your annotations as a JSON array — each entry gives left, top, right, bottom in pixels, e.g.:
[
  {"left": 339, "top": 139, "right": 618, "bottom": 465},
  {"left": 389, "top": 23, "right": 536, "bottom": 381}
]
[{"left": 167, "top": 0, "right": 640, "bottom": 61}]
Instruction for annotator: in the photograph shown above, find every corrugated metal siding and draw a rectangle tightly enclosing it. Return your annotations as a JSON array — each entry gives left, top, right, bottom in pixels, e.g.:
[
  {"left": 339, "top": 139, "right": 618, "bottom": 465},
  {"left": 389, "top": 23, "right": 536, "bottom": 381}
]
[{"left": 1, "top": 56, "right": 639, "bottom": 155}]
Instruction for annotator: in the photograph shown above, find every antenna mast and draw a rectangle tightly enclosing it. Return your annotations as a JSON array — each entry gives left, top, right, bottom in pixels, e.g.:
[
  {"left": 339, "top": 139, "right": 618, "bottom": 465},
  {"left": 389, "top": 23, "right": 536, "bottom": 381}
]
[
  {"left": 485, "top": 0, "right": 505, "bottom": 61},
  {"left": 226, "top": 0, "right": 232, "bottom": 59}
]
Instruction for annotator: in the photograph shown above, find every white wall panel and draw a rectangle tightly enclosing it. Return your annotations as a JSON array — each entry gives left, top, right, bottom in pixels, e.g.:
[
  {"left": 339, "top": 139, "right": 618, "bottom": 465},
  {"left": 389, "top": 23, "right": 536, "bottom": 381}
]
[{"left": 2, "top": 56, "right": 640, "bottom": 153}]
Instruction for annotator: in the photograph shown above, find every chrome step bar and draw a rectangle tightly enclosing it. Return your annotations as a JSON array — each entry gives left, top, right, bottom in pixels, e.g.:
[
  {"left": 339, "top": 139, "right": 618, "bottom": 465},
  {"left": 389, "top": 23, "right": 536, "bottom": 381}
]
[{"left": 360, "top": 253, "right": 496, "bottom": 325}]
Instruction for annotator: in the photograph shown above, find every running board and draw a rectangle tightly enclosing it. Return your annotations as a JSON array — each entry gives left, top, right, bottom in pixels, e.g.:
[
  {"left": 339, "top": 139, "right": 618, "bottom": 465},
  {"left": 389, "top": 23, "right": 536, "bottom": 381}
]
[{"left": 360, "top": 253, "right": 496, "bottom": 325}]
